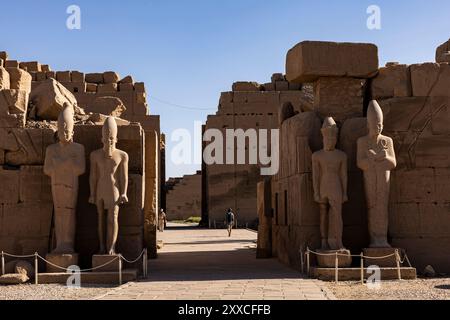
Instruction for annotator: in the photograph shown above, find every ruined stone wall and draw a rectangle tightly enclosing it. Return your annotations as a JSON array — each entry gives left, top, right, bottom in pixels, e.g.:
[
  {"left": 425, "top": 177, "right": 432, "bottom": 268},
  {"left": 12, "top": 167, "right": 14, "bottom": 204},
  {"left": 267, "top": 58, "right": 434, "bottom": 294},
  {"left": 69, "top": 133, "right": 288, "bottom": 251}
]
[
  {"left": 266, "top": 39, "right": 450, "bottom": 273},
  {"left": 0, "top": 50, "right": 160, "bottom": 264},
  {"left": 166, "top": 171, "right": 202, "bottom": 221},
  {"left": 204, "top": 75, "right": 313, "bottom": 227}
]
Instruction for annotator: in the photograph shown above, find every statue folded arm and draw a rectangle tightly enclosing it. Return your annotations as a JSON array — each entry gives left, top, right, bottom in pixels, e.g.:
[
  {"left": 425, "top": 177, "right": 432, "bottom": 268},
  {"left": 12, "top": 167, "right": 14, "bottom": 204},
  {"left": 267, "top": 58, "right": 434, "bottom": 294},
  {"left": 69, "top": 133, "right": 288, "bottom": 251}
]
[
  {"left": 378, "top": 137, "right": 397, "bottom": 170},
  {"left": 356, "top": 138, "right": 370, "bottom": 171}
]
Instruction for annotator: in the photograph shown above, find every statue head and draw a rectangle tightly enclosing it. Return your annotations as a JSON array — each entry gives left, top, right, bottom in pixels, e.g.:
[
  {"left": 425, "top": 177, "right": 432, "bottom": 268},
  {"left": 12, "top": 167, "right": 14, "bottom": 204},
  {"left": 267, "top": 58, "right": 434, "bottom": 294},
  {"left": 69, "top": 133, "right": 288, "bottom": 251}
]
[
  {"left": 102, "top": 117, "right": 118, "bottom": 158},
  {"left": 367, "top": 100, "right": 384, "bottom": 137},
  {"left": 57, "top": 103, "right": 74, "bottom": 144},
  {"left": 321, "top": 117, "right": 338, "bottom": 151}
]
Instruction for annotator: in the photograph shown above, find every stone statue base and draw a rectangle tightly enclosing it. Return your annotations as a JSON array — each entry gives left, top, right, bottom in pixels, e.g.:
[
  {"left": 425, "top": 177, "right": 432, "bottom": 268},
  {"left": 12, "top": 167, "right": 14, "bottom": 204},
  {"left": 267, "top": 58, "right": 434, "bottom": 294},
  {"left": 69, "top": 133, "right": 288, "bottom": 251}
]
[
  {"left": 92, "top": 254, "right": 121, "bottom": 272},
  {"left": 45, "top": 253, "right": 79, "bottom": 273},
  {"left": 316, "top": 249, "right": 352, "bottom": 268},
  {"left": 363, "top": 248, "right": 400, "bottom": 267}
]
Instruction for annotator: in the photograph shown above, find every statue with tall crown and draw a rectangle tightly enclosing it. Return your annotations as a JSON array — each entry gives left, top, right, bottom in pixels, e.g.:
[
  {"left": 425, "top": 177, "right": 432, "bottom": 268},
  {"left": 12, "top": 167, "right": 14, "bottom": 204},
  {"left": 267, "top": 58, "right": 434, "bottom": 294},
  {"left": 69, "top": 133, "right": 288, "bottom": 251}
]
[
  {"left": 312, "top": 117, "right": 348, "bottom": 251},
  {"left": 44, "top": 103, "right": 86, "bottom": 254},
  {"left": 357, "top": 100, "right": 397, "bottom": 248},
  {"left": 89, "top": 117, "right": 129, "bottom": 255}
]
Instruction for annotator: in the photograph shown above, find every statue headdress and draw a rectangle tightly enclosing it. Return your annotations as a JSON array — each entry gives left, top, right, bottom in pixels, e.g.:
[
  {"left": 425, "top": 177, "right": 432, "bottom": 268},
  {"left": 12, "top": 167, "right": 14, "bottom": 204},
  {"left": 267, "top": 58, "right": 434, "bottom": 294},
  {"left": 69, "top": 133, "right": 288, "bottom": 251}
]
[{"left": 321, "top": 116, "right": 338, "bottom": 138}]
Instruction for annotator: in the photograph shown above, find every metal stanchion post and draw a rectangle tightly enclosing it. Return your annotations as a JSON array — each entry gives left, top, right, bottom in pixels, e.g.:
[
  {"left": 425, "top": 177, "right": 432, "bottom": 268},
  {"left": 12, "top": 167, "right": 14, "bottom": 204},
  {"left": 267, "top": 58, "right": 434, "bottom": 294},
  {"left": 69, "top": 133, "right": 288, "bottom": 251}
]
[
  {"left": 360, "top": 253, "right": 364, "bottom": 285},
  {"left": 306, "top": 248, "right": 310, "bottom": 277},
  {"left": 335, "top": 252, "right": 339, "bottom": 284},
  {"left": 34, "top": 253, "right": 38, "bottom": 285},
  {"left": 119, "top": 255, "right": 123, "bottom": 286},
  {"left": 1, "top": 251, "right": 5, "bottom": 276},
  {"left": 395, "top": 250, "right": 402, "bottom": 280}
]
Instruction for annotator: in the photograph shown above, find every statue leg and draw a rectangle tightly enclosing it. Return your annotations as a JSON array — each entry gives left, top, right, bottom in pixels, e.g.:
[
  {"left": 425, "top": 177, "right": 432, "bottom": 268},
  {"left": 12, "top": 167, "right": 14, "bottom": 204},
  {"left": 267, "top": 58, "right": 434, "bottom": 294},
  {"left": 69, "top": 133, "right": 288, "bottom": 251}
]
[
  {"left": 97, "top": 201, "right": 106, "bottom": 254},
  {"left": 319, "top": 203, "right": 329, "bottom": 249},
  {"left": 327, "top": 200, "right": 344, "bottom": 250},
  {"left": 371, "top": 170, "right": 391, "bottom": 248},
  {"left": 53, "top": 208, "right": 76, "bottom": 254},
  {"left": 106, "top": 205, "right": 120, "bottom": 255}
]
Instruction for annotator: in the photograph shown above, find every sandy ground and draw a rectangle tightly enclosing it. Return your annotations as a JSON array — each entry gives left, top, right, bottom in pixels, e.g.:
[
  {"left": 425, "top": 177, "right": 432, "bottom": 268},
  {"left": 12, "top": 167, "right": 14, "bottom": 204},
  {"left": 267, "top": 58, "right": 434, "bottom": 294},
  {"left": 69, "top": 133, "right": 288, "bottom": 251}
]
[
  {"left": 326, "top": 277, "right": 450, "bottom": 300},
  {"left": 0, "top": 284, "right": 115, "bottom": 300}
]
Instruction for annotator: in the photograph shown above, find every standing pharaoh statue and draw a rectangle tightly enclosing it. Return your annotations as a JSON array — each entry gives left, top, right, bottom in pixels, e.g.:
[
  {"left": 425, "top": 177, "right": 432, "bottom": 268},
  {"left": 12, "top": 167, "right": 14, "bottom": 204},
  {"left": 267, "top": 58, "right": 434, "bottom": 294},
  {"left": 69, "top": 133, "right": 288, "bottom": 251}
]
[
  {"left": 312, "top": 117, "right": 348, "bottom": 250},
  {"left": 89, "top": 117, "right": 129, "bottom": 255},
  {"left": 357, "top": 100, "right": 397, "bottom": 248},
  {"left": 44, "top": 103, "right": 86, "bottom": 254}
]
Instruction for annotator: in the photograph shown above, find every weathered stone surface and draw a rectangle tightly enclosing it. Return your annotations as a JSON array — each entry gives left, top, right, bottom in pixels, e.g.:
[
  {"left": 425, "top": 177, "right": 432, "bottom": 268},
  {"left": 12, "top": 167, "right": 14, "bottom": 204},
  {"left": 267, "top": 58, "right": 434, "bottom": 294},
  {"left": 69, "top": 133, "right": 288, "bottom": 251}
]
[
  {"left": 256, "top": 179, "right": 272, "bottom": 258},
  {"left": 5, "top": 128, "right": 56, "bottom": 165},
  {"left": 45, "top": 254, "right": 79, "bottom": 273},
  {"left": 286, "top": 41, "right": 379, "bottom": 83},
  {"left": 313, "top": 77, "right": 365, "bottom": 122},
  {"left": 88, "top": 113, "right": 130, "bottom": 126},
  {"left": 339, "top": 118, "right": 367, "bottom": 171},
  {"left": 45, "top": 71, "right": 56, "bottom": 79},
  {"left": 19, "top": 166, "right": 52, "bottom": 203},
  {"left": 119, "top": 75, "right": 134, "bottom": 84},
  {"left": 119, "top": 83, "right": 134, "bottom": 92},
  {"left": 7, "top": 67, "right": 32, "bottom": 93},
  {"left": 0, "top": 273, "right": 29, "bottom": 284},
  {"left": 232, "top": 82, "right": 261, "bottom": 92},
  {"left": 0, "top": 114, "right": 25, "bottom": 128},
  {"left": 71, "top": 71, "right": 84, "bottom": 83},
  {"left": 86, "top": 83, "right": 97, "bottom": 93},
  {"left": 363, "top": 248, "right": 398, "bottom": 267},
  {"left": 30, "top": 78, "right": 77, "bottom": 120},
  {"left": 371, "top": 64, "right": 411, "bottom": 99},
  {"left": 166, "top": 172, "right": 201, "bottom": 221},
  {"left": 0, "top": 168, "right": 19, "bottom": 204},
  {"left": 85, "top": 73, "right": 104, "bottom": 84},
  {"left": 103, "top": 71, "right": 120, "bottom": 84},
  {"left": 1, "top": 202, "right": 53, "bottom": 240},
  {"left": 92, "top": 255, "right": 120, "bottom": 272},
  {"left": 5, "top": 61, "right": 19, "bottom": 68},
  {"left": 0, "top": 66, "right": 10, "bottom": 90},
  {"left": 378, "top": 97, "right": 429, "bottom": 133},
  {"left": 436, "top": 38, "right": 450, "bottom": 63},
  {"left": 316, "top": 249, "right": 352, "bottom": 267},
  {"left": 134, "top": 82, "right": 146, "bottom": 92},
  {"left": 56, "top": 71, "right": 71, "bottom": 83},
  {"left": 15, "top": 260, "right": 35, "bottom": 278},
  {"left": 97, "top": 83, "right": 117, "bottom": 93},
  {"left": 0, "top": 51, "right": 8, "bottom": 61},
  {"left": 85, "top": 96, "right": 126, "bottom": 117},
  {"left": 410, "top": 63, "right": 450, "bottom": 97},
  {"left": 19, "top": 61, "right": 41, "bottom": 72},
  {"left": 0, "top": 89, "right": 29, "bottom": 115}
]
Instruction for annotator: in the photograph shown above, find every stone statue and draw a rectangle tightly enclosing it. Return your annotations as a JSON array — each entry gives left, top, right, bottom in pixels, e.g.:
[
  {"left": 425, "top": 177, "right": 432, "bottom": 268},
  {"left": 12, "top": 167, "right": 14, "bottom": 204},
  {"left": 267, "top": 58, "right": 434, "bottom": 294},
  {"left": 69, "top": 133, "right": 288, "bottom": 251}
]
[
  {"left": 44, "top": 103, "right": 85, "bottom": 254},
  {"left": 312, "top": 117, "right": 348, "bottom": 250},
  {"left": 357, "top": 100, "right": 397, "bottom": 248},
  {"left": 89, "top": 117, "right": 129, "bottom": 255}
]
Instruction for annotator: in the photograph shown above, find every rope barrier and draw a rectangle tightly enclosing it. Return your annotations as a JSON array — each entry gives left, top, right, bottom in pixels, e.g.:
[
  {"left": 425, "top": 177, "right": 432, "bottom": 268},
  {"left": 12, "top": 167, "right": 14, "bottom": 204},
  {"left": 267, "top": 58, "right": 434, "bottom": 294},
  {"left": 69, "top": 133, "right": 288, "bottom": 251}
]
[
  {"left": 0, "top": 250, "right": 148, "bottom": 279},
  {"left": 37, "top": 254, "right": 121, "bottom": 273},
  {"left": 306, "top": 249, "right": 397, "bottom": 260}
]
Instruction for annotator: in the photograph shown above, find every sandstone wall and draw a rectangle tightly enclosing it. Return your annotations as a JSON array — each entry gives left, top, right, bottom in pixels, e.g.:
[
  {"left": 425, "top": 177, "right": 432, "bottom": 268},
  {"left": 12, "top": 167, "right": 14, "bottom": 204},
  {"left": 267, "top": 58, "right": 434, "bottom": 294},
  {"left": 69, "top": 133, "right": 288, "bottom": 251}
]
[
  {"left": 0, "top": 50, "right": 162, "bottom": 263},
  {"left": 266, "top": 40, "right": 450, "bottom": 273},
  {"left": 204, "top": 75, "right": 313, "bottom": 228},
  {"left": 166, "top": 171, "right": 202, "bottom": 221}
]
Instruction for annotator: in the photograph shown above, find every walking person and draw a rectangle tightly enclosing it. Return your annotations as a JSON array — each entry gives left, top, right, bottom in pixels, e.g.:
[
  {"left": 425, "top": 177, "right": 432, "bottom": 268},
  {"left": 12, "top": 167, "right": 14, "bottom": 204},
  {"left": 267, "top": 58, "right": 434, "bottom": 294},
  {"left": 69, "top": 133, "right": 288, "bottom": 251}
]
[
  {"left": 159, "top": 209, "right": 167, "bottom": 232},
  {"left": 225, "top": 208, "right": 235, "bottom": 237}
]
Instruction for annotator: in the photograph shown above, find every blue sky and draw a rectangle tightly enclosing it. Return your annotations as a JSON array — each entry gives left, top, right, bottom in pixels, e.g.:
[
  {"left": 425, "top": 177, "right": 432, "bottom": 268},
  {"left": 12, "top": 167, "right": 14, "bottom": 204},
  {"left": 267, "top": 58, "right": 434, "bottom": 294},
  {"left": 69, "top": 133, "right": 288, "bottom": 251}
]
[{"left": 1, "top": 0, "right": 449, "bottom": 178}]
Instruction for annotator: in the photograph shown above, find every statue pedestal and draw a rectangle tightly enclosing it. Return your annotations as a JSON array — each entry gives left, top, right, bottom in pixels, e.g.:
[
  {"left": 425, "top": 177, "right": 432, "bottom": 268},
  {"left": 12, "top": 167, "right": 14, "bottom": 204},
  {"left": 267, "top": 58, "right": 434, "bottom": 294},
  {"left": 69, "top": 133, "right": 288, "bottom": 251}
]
[
  {"left": 363, "top": 248, "right": 400, "bottom": 267},
  {"left": 92, "top": 255, "right": 121, "bottom": 272},
  {"left": 45, "top": 253, "right": 79, "bottom": 273},
  {"left": 316, "top": 249, "right": 352, "bottom": 268}
]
